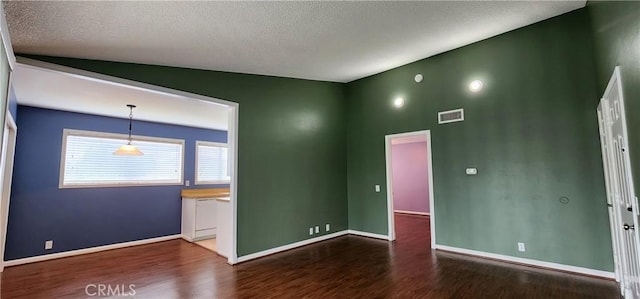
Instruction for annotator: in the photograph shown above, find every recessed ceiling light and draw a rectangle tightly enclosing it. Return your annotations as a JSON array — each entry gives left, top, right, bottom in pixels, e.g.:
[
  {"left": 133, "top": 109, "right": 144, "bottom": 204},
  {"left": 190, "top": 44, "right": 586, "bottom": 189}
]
[
  {"left": 393, "top": 97, "right": 405, "bottom": 108},
  {"left": 414, "top": 74, "right": 423, "bottom": 83},
  {"left": 469, "top": 80, "right": 483, "bottom": 92}
]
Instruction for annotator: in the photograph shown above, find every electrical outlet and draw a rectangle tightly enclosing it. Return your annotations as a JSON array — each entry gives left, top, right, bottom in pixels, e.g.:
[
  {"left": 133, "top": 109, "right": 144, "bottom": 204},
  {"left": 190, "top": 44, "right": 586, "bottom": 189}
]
[
  {"left": 45, "top": 240, "right": 53, "bottom": 250},
  {"left": 185, "top": 180, "right": 190, "bottom": 186},
  {"left": 309, "top": 227, "right": 314, "bottom": 235},
  {"left": 518, "top": 242, "right": 526, "bottom": 252},
  {"left": 315, "top": 226, "right": 320, "bottom": 233},
  {"left": 326, "top": 224, "right": 330, "bottom": 231},
  {"left": 375, "top": 185, "right": 381, "bottom": 192}
]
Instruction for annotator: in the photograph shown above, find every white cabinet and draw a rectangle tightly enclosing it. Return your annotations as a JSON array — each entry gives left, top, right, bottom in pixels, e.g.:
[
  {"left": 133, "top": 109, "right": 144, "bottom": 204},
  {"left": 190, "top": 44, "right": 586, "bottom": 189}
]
[
  {"left": 195, "top": 199, "right": 217, "bottom": 237},
  {"left": 215, "top": 198, "right": 231, "bottom": 258},
  {"left": 182, "top": 197, "right": 217, "bottom": 241}
]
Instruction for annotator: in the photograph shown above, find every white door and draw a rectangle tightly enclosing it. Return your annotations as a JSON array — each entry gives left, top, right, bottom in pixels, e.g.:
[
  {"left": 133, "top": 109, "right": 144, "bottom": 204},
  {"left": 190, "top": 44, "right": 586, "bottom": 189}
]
[
  {"left": 598, "top": 101, "right": 624, "bottom": 286},
  {"left": 195, "top": 199, "right": 217, "bottom": 230},
  {"left": 598, "top": 67, "right": 640, "bottom": 298}
]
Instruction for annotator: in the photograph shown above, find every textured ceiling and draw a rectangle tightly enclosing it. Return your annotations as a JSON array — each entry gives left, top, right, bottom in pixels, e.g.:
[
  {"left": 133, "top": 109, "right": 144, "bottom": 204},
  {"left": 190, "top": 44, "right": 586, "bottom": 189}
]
[
  {"left": 4, "top": 1, "right": 584, "bottom": 83},
  {"left": 13, "top": 62, "right": 229, "bottom": 131}
]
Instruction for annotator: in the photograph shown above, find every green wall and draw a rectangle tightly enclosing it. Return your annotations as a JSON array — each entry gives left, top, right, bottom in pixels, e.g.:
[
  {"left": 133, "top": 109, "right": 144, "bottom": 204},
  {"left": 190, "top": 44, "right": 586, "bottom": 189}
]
[
  {"left": 345, "top": 9, "right": 613, "bottom": 271},
  {"left": 18, "top": 4, "right": 629, "bottom": 271},
  {"left": 588, "top": 0, "right": 640, "bottom": 201},
  {"left": 22, "top": 56, "right": 348, "bottom": 257}
]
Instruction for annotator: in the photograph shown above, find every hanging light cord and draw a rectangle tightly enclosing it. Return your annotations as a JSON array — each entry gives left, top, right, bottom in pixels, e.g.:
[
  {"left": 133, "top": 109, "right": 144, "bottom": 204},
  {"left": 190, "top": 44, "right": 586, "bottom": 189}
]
[{"left": 127, "top": 104, "right": 135, "bottom": 145}]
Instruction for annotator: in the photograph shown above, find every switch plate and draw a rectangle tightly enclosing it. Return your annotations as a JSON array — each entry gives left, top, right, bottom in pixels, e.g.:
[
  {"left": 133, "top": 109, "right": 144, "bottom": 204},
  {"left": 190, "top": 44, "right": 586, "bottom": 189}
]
[
  {"left": 185, "top": 180, "right": 191, "bottom": 186},
  {"left": 326, "top": 224, "right": 330, "bottom": 231},
  {"left": 45, "top": 240, "right": 53, "bottom": 250},
  {"left": 309, "top": 228, "right": 314, "bottom": 235},
  {"left": 466, "top": 168, "right": 478, "bottom": 175},
  {"left": 315, "top": 226, "right": 320, "bottom": 233},
  {"left": 375, "top": 185, "right": 381, "bottom": 192},
  {"left": 518, "top": 242, "right": 526, "bottom": 252}
]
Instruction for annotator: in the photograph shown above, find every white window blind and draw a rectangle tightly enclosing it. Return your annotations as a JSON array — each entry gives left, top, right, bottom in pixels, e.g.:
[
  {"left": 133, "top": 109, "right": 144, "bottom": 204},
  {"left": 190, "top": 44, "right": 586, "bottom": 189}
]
[
  {"left": 60, "top": 129, "right": 184, "bottom": 188},
  {"left": 195, "top": 141, "right": 230, "bottom": 184}
]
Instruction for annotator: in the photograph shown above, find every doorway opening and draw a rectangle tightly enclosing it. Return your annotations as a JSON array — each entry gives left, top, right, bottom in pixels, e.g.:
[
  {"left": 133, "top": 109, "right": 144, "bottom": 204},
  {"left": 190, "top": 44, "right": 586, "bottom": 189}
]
[
  {"left": 7, "top": 58, "right": 240, "bottom": 265},
  {"left": 385, "top": 130, "right": 435, "bottom": 248}
]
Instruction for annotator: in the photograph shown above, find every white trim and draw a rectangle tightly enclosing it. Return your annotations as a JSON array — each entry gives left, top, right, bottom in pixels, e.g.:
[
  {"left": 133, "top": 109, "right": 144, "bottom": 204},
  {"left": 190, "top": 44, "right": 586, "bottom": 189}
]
[
  {"left": 347, "top": 230, "right": 390, "bottom": 240},
  {"left": 385, "top": 136, "right": 395, "bottom": 241},
  {"left": 195, "top": 141, "right": 227, "bottom": 147},
  {"left": 0, "top": 2, "right": 15, "bottom": 70},
  {"left": 394, "top": 210, "right": 430, "bottom": 216},
  {"left": 58, "top": 128, "right": 186, "bottom": 189},
  {"left": 435, "top": 245, "right": 615, "bottom": 279},
  {"left": 15, "top": 56, "right": 240, "bottom": 267},
  {"left": 194, "top": 140, "right": 231, "bottom": 185},
  {"left": 385, "top": 130, "right": 436, "bottom": 248},
  {"left": 437, "top": 108, "right": 464, "bottom": 124},
  {"left": 16, "top": 58, "right": 237, "bottom": 108},
  {"left": 63, "top": 128, "right": 186, "bottom": 145},
  {"left": 427, "top": 132, "right": 437, "bottom": 249},
  {"left": 236, "top": 231, "right": 348, "bottom": 263},
  {"left": 3, "top": 234, "right": 181, "bottom": 267},
  {"left": 0, "top": 111, "right": 16, "bottom": 272},
  {"left": 228, "top": 107, "right": 239, "bottom": 264}
]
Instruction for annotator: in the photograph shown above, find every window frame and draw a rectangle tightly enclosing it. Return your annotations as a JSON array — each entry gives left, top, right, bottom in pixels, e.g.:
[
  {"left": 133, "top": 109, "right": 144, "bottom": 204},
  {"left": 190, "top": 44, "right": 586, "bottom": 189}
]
[
  {"left": 194, "top": 140, "right": 230, "bottom": 185},
  {"left": 59, "top": 128, "right": 185, "bottom": 189}
]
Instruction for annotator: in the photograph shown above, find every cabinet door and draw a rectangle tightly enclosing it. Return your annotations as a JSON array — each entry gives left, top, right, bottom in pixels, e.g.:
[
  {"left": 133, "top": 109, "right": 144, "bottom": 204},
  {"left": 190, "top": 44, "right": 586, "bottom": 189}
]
[
  {"left": 195, "top": 199, "right": 217, "bottom": 230},
  {"left": 216, "top": 200, "right": 230, "bottom": 257}
]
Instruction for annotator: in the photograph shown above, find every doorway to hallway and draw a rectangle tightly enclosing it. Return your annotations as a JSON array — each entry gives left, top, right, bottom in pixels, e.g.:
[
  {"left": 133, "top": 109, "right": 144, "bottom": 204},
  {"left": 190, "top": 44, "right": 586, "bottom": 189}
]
[
  {"left": 385, "top": 130, "right": 435, "bottom": 247},
  {"left": 390, "top": 136, "right": 430, "bottom": 217}
]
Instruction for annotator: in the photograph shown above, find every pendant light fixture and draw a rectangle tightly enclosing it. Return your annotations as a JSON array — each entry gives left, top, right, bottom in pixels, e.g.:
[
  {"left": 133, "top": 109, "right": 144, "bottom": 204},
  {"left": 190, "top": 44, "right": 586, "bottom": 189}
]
[{"left": 113, "top": 104, "right": 144, "bottom": 156}]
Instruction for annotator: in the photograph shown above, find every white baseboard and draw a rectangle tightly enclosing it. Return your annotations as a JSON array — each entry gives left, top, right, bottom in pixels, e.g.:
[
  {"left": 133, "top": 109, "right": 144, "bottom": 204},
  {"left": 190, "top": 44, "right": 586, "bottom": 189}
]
[
  {"left": 394, "top": 210, "right": 430, "bottom": 216},
  {"left": 181, "top": 234, "right": 193, "bottom": 242},
  {"left": 2, "top": 231, "right": 611, "bottom": 280},
  {"left": 3, "top": 234, "right": 181, "bottom": 268},
  {"left": 347, "top": 230, "right": 390, "bottom": 241},
  {"left": 237, "top": 231, "right": 349, "bottom": 263},
  {"left": 435, "top": 244, "right": 615, "bottom": 279}
]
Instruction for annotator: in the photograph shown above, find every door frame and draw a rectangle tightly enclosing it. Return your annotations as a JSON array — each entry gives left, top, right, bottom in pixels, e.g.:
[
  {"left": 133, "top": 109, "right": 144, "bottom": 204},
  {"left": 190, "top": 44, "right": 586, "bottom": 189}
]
[
  {"left": 0, "top": 1, "right": 15, "bottom": 271},
  {"left": 384, "top": 130, "right": 435, "bottom": 248},
  {"left": 0, "top": 111, "right": 16, "bottom": 272},
  {"left": 14, "top": 58, "right": 241, "bottom": 265}
]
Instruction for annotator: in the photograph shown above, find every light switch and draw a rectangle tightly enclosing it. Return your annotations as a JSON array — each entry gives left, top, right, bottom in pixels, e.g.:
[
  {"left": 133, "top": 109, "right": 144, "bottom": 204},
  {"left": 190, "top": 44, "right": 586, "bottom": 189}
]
[
  {"left": 466, "top": 168, "right": 478, "bottom": 175},
  {"left": 375, "top": 185, "right": 381, "bottom": 192}
]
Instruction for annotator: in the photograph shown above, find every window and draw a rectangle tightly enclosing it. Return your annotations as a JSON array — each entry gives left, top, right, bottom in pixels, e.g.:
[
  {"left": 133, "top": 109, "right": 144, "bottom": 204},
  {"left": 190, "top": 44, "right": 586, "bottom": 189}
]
[
  {"left": 195, "top": 141, "right": 230, "bottom": 184},
  {"left": 60, "top": 129, "right": 184, "bottom": 188}
]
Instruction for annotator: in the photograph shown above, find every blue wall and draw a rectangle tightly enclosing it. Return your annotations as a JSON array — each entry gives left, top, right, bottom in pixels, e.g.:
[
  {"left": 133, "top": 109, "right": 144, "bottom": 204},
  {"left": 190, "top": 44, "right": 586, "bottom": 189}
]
[
  {"left": 7, "top": 85, "right": 17, "bottom": 120},
  {"left": 5, "top": 105, "right": 227, "bottom": 260}
]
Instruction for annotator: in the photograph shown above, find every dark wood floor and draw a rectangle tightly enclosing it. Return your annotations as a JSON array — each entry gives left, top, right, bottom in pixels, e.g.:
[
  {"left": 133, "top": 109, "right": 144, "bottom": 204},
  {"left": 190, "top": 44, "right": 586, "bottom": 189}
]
[{"left": 0, "top": 214, "right": 620, "bottom": 298}]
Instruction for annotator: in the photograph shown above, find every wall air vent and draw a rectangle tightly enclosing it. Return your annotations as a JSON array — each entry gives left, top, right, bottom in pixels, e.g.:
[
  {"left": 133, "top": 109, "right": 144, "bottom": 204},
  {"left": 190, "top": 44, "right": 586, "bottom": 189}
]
[{"left": 438, "top": 108, "right": 464, "bottom": 124}]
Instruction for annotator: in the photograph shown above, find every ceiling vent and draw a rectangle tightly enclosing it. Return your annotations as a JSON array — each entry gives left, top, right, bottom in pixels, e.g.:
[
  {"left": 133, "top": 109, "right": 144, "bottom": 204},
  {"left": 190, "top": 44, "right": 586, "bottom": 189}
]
[{"left": 438, "top": 108, "right": 464, "bottom": 124}]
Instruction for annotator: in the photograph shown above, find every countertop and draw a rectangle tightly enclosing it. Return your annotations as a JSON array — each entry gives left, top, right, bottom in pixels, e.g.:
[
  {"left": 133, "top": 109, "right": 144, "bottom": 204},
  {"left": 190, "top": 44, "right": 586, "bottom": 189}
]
[{"left": 181, "top": 188, "right": 230, "bottom": 199}]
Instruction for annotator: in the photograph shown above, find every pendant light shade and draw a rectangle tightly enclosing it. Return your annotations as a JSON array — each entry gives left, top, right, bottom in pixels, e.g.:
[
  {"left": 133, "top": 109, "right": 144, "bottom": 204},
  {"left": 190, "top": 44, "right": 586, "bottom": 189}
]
[
  {"left": 113, "top": 142, "right": 144, "bottom": 156},
  {"left": 113, "top": 104, "right": 143, "bottom": 156}
]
